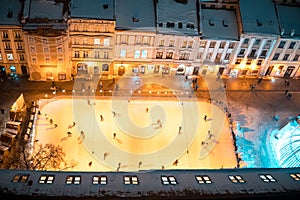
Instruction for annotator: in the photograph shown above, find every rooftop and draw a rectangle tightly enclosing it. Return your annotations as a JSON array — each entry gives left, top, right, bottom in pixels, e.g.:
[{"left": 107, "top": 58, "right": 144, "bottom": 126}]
[
  {"left": 156, "top": 0, "right": 199, "bottom": 36},
  {"left": 0, "top": 0, "right": 22, "bottom": 25},
  {"left": 200, "top": 8, "right": 239, "bottom": 40},
  {"left": 239, "top": 0, "right": 279, "bottom": 35},
  {"left": 70, "top": 0, "right": 114, "bottom": 20},
  {"left": 276, "top": 4, "right": 300, "bottom": 38},
  {"left": 25, "top": 0, "right": 64, "bottom": 20},
  {"left": 115, "top": 0, "right": 155, "bottom": 31}
]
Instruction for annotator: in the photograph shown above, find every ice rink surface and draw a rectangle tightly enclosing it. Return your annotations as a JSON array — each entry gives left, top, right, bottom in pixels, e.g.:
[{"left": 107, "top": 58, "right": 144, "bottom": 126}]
[{"left": 34, "top": 97, "right": 237, "bottom": 171}]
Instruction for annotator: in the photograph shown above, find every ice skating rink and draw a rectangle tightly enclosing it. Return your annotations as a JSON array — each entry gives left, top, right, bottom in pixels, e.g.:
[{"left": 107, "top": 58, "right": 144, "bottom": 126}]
[{"left": 34, "top": 97, "right": 237, "bottom": 171}]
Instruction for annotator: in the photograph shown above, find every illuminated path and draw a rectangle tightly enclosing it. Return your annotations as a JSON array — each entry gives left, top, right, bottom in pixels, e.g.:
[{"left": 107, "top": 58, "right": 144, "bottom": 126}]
[{"left": 34, "top": 97, "right": 237, "bottom": 171}]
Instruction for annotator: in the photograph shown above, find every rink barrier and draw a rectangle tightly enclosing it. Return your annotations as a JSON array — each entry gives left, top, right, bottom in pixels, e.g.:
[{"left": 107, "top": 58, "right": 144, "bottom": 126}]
[{"left": 0, "top": 168, "right": 299, "bottom": 199}]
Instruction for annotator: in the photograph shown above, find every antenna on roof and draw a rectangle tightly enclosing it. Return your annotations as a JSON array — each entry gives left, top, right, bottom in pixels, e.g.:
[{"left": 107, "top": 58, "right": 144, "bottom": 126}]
[{"left": 291, "top": 29, "right": 295, "bottom": 37}]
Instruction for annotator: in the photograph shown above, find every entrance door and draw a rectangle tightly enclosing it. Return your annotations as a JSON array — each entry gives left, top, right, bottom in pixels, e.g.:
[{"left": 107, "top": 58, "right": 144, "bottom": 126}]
[
  {"left": 193, "top": 67, "right": 199, "bottom": 75},
  {"left": 21, "top": 65, "right": 28, "bottom": 75},
  {"left": 218, "top": 67, "right": 224, "bottom": 75},
  {"left": 118, "top": 66, "right": 125, "bottom": 76},
  {"left": 0, "top": 66, "right": 6, "bottom": 76},
  {"left": 265, "top": 66, "right": 274, "bottom": 76},
  {"left": 284, "top": 66, "right": 295, "bottom": 77}
]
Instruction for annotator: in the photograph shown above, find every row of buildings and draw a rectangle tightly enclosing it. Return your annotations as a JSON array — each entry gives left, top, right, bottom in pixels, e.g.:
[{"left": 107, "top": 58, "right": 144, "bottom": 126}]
[{"left": 0, "top": 0, "right": 299, "bottom": 81}]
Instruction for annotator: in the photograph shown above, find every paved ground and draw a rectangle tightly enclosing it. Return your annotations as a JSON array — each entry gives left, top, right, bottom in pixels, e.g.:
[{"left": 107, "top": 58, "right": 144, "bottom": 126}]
[{"left": 0, "top": 74, "right": 300, "bottom": 168}]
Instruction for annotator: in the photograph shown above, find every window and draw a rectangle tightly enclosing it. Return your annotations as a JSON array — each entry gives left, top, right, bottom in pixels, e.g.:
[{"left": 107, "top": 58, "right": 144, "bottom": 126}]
[
  {"left": 134, "top": 50, "right": 140, "bottom": 58},
  {"left": 74, "top": 51, "right": 80, "bottom": 58},
  {"left": 181, "top": 41, "right": 187, "bottom": 48},
  {"left": 32, "top": 57, "right": 37, "bottom": 64},
  {"left": 209, "top": 41, "right": 216, "bottom": 48},
  {"left": 219, "top": 41, "right": 226, "bottom": 48},
  {"left": 19, "top": 54, "right": 25, "bottom": 61},
  {"left": 243, "top": 38, "right": 249, "bottom": 44},
  {"left": 272, "top": 53, "right": 280, "bottom": 60},
  {"left": 259, "top": 50, "right": 267, "bottom": 58},
  {"left": 224, "top": 53, "right": 230, "bottom": 60},
  {"left": 178, "top": 22, "right": 183, "bottom": 28},
  {"left": 7, "top": 53, "right": 13, "bottom": 60},
  {"left": 293, "top": 54, "right": 299, "bottom": 61},
  {"left": 83, "top": 51, "right": 88, "bottom": 58},
  {"left": 143, "top": 37, "right": 149, "bottom": 45},
  {"left": 254, "top": 39, "right": 261, "bottom": 46},
  {"left": 44, "top": 48, "right": 49, "bottom": 53},
  {"left": 135, "top": 36, "right": 142, "bottom": 45},
  {"left": 288, "top": 42, "right": 296, "bottom": 49},
  {"left": 238, "top": 49, "right": 245, "bottom": 57},
  {"left": 188, "top": 41, "right": 193, "bottom": 48},
  {"left": 83, "top": 38, "right": 88, "bottom": 45},
  {"left": 83, "top": 25, "right": 88, "bottom": 32},
  {"left": 94, "top": 38, "right": 100, "bottom": 45},
  {"left": 58, "top": 73, "right": 66, "bottom": 80},
  {"left": 159, "top": 39, "right": 164, "bottom": 47},
  {"left": 246, "top": 59, "right": 252, "bottom": 65},
  {"left": 5, "top": 42, "right": 11, "bottom": 50},
  {"left": 121, "top": 36, "right": 127, "bottom": 44},
  {"left": 45, "top": 58, "right": 50, "bottom": 64},
  {"left": 228, "top": 42, "right": 234, "bottom": 49},
  {"left": 283, "top": 54, "right": 290, "bottom": 61},
  {"left": 156, "top": 51, "right": 163, "bottom": 59},
  {"left": 66, "top": 176, "right": 81, "bottom": 184},
  {"left": 0, "top": 52, "right": 2, "bottom": 60},
  {"left": 104, "top": 52, "right": 109, "bottom": 59},
  {"left": 74, "top": 38, "right": 79, "bottom": 44},
  {"left": 12, "top": 174, "right": 29, "bottom": 183},
  {"left": 102, "top": 64, "right": 109, "bottom": 71},
  {"left": 228, "top": 175, "right": 246, "bottom": 183},
  {"left": 196, "top": 52, "right": 202, "bottom": 60},
  {"left": 3, "top": 31, "right": 8, "bottom": 38},
  {"left": 257, "top": 59, "right": 263, "bottom": 65},
  {"left": 249, "top": 49, "right": 257, "bottom": 58},
  {"left": 58, "top": 58, "right": 63, "bottom": 64},
  {"left": 30, "top": 47, "right": 36, "bottom": 53},
  {"left": 166, "top": 52, "right": 173, "bottom": 59},
  {"left": 42, "top": 39, "right": 48, "bottom": 44},
  {"left": 39, "top": 175, "right": 55, "bottom": 184},
  {"left": 199, "top": 41, "right": 206, "bottom": 48},
  {"left": 290, "top": 173, "right": 300, "bottom": 181},
  {"left": 264, "top": 40, "right": 272, "bottom": 48},
  {"left": 17, "top": 43, "right": 23, "bottom": 50},
  {"left": 57, "top": 38, "right": 62, "bottom": 44},
  {"left": 179, "top": 52, "right": 190, "bottom": 60},
  {"left": 259, "top": 174, "right": 276, "bottom": 183},
  {"left": 104, "top": 38, "right": 110, "bottom": 46},
  {"left": 195, "top": 175, "right": 212, "bottom": 184},
  {"left": 95, "top": 51, "right": 100, "bottom": 58},
  {"left": 278, "top": 41, "right": 286, "bottom": 48},
  {"left": 124, "top": 176, "right": 139, "bottom": 185},
  {"left": 141, "top": 50, "right": 147, "bottom": 58},
  {"left": 120, "top": 49, "right": 126, "bottom": 58},
  {"left": 57, "top": 47, "right": 62, "bottom": 53},
  {"left": 235, "top": 58, "right": 242, "bottom": 64},
  {"left": 169, "top": 40, "right": 175, "bottom": 47},
  {"left": 92, "top": 176, "right": 107, "bottom": 185},
  {"left": 161, "top": 176, "right": 177, "bottom": 185},
  {"left": 29, "top": 37, "right": 34, "bottom": 43}
]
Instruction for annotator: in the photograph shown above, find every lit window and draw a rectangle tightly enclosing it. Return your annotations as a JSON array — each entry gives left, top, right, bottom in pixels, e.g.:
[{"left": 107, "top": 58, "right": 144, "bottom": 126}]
[
  {"left": 195, "top": 175, "right": 212, "bottom": 184},
  {"left": 12, "top": 174, "right": 29, "bottom": 183},
  {"left": 66, "top": 175, "right": 81, "bottom": 184},
  {"left": 290, "top": 173, "right": 300, "bottom": 181},
  {"left": 134, "top": 50, "right": 140, "bottom": 58},
  {"left": 259, "top": 174, "right": 276, "bottom": 183},
  {"left": 39, "top": 175, "right": 55, "bottom": 184},
  {"left": 141, "top": 50, "right": 147, "bottom": 58},
  {"left": 199, "top": 41, "right": 206, "bottom": 48},
  {"left": 124, "top": 176, "right": 139, "bottom": 185},
  {"left": 7, "top": 53, "right": 13, "bottom": 60},
  {"left": 161, "top": 176, "right": 177, "bottom": 185},
  {"left": 94, "top": 38, "right": 100, "bottom": 45},
  {"left": 181, "top": 41, "right": 187, "bottom": 48},
  {"left": 120, "top": 50, "right": 126, "bottom": 58},
  {"left": 102, "top": 64, "right": 109, "bottom": 71},
  {"left": 92, "top": 176, "right": 107, "bottom": 185},
  {"left": 104, "top": 38, "right": 110, "bottom": 46},
  {"left": 228, "top": 175, "right": 246, "bottom": 183}
]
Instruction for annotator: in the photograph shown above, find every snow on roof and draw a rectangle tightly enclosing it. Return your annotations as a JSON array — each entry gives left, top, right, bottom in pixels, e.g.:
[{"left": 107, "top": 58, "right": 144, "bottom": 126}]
[
  {"left": 201, "top": 8, "right": 239, "bottom": 40},
  {"left": 276, "top": 4, "right": 300, "bottom": 38},
  {"left": 70, "top": 0, "right": 114, "bottom": 20},
  {"left": 115, "top": 0, "right": 155, "bottom": 31},
  {"left": 0, "top": 0, "right": 22, "bottom": 25},
  {"left": 28, "top": 0, "right": 64, "bottom": 20},
  {"left": 156, "top": 0, "right": 199, "bottom": 36},
  {"left": 239, "top": 0, "right": 279, "bottom": 35}
]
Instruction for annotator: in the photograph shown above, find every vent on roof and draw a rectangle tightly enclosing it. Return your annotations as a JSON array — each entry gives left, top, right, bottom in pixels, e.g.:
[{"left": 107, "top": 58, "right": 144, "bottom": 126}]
[
  {"left": 222, "top": 20, "right": 228, "bottom": 27},
  {"left": 209, "top": 19, "right": 214, "bottom": 26},
  {"left": 256, "top": 19, "right": 262, "bottom": 27},
  {"left": 174, "top": 0, "right": 188, "bottom": 4},
  {"left": 7, "top": 9, "right": 13, "bottom": 18},
  {"left": 103, "top": 4, "right": 108, "bottom": 9},
  {"left": 132, "top": 17, "right": 139, "bottom": 22}
]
